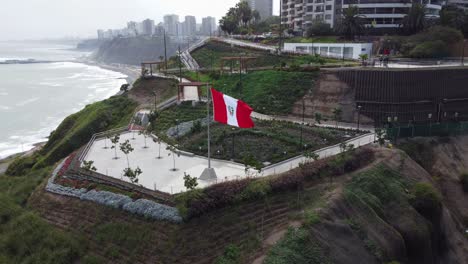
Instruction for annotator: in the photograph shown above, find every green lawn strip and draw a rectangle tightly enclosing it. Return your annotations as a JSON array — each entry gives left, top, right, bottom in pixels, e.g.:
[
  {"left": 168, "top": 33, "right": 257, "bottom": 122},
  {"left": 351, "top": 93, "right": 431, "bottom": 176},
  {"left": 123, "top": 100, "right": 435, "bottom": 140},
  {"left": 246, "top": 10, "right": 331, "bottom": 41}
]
[
  {"left": 154, "top": 115, "right": 359, "bottom": 166},
  {"left": 190, "top": 41, "right": 341, "bottom": 69},
  {"left": 183, "top": 70, "right": 319, "bottom": 116}
]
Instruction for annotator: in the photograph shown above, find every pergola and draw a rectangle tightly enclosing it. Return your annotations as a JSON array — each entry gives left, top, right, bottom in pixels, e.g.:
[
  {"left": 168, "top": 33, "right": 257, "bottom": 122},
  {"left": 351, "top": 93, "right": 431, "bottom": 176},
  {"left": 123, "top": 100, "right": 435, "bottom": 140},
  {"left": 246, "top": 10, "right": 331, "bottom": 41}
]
[
  {"left": 177, "top": 82, "right": 209, "bottom": 102},
  {"left": 141, "top": 61, "right": 164, "bottom": 78},
  {"left": 220, "top": 56, "right": 257, "bottom": 75}
]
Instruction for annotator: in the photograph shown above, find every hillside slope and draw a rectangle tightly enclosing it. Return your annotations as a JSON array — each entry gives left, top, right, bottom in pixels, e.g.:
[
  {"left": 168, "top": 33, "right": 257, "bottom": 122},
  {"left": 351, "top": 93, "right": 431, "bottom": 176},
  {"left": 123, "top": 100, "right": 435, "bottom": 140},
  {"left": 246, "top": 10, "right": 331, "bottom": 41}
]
[{"left": 28, "top": 141, "right": 468, "bottom": 263}]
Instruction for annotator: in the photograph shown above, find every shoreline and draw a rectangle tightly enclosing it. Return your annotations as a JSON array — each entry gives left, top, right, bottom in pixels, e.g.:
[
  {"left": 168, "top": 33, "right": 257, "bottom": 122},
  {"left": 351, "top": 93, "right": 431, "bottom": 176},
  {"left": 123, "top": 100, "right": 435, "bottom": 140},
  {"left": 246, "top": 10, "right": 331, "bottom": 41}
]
[
  {"left": 0, "top": 142, "right": 45, "bottom": 174},
  {"left": 0, "top": 58, "right": 135, "bottom": 163}
]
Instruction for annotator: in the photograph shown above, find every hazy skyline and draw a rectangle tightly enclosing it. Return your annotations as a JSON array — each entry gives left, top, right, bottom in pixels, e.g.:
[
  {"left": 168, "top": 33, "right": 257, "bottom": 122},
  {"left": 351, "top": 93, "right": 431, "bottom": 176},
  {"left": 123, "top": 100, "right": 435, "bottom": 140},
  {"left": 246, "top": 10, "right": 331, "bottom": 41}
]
[{"left": 0, "top": 0, "right": 280, "bottom": 41}]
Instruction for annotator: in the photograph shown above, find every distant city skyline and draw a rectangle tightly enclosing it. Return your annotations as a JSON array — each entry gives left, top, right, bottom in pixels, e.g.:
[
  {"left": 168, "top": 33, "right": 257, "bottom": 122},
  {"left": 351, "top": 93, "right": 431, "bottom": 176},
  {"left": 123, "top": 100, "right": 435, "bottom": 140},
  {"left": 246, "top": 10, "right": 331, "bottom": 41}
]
[{"left": 0, "top": 0, "right": 280, "bottom": 41}]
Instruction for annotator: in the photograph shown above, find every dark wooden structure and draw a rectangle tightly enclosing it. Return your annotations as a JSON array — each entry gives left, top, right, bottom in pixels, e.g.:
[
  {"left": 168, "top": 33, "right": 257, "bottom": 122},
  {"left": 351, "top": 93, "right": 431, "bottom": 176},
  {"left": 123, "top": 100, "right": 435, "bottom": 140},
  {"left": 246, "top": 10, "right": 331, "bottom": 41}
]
[
  {"left": 177, "top": 82, "right": 209, "bottom": 102},
  {"left": 335, "top": 67, "right": 468, "bottom": 126},
  {"left": 141, "top": 61, "right": 164, "bottom": 78},
  {"left": 220, "top": 56, "right": 257, "bottom": 75}
]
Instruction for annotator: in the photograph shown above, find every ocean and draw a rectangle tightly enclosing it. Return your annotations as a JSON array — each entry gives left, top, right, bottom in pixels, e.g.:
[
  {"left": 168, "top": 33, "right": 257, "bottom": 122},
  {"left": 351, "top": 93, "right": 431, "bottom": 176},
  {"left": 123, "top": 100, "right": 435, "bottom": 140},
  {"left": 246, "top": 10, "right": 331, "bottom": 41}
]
[{"left": 0, "top": 41, "right": 127, "bottom": 159}]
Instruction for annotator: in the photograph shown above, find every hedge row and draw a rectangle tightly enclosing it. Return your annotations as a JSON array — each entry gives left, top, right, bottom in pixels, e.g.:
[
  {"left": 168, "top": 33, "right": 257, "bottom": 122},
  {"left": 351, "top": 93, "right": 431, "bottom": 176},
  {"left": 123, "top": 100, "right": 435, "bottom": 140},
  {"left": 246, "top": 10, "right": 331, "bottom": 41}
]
[{"left": 177, "top": 147, "right": 375, "bottom": 219}]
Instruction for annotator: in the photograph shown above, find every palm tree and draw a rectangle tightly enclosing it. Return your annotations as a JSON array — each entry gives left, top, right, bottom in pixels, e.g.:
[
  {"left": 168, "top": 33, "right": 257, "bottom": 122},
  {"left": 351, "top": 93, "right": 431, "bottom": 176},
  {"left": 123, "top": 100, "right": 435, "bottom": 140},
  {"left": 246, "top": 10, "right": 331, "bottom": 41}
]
[
  {"left": 401, "top": 3, "right": 427, "bottom": 35},
  {"left": 337, "top": 6, "right": 365, "bottom": 40},
  {"left": 236, "top": 1, "right": 252, "bottom": 27}
]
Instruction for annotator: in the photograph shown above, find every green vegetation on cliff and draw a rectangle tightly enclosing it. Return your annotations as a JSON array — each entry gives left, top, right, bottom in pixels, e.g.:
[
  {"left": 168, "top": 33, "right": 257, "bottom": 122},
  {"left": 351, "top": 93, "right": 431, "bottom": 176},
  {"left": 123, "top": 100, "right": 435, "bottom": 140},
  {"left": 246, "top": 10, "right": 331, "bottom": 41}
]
[
  {"left": 185, "top": 70, "right": 318, "bottom": 115},
  {"left": 191, "top": 41, "right": 338, "bottom": 69}
]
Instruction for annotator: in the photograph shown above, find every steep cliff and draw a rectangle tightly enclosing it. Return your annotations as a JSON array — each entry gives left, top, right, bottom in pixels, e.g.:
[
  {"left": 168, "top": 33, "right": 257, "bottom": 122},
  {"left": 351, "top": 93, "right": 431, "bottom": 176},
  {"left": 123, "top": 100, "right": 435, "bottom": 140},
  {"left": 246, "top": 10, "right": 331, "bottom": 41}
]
[{"left": 92, "top": 36, "right": 184, "bottom": 65}]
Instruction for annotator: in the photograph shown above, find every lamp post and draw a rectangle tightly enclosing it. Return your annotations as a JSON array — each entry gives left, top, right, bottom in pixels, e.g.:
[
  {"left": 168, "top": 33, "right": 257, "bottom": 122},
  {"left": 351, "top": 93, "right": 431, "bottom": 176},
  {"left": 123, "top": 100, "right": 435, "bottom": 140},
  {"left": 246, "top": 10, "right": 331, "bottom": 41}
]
[
  {"left": 300, "top": 99, "right": 305, "bottom": 149},
  {"left": 357, "top": 105, "right": 362, "bottom": 131}
]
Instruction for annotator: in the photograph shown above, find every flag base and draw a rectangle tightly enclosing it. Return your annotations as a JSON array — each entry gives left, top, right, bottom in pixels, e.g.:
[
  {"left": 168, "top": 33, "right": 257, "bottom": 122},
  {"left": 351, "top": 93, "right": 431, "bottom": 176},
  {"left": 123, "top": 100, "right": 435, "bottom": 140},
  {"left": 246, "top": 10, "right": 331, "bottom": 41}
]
[{"left": 199, "top": 168, "right": 217, "bottom": 181}]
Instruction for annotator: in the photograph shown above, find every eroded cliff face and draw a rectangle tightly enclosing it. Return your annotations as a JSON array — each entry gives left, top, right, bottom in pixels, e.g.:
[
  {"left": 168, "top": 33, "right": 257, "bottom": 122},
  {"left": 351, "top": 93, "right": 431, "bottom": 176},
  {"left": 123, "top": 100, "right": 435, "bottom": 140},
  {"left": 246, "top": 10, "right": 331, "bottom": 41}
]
[
  {"left": 92, "top": 37, "right": 183, "bottom": 65},
  {"left": 304, "top": 145, "right": 468, "bottom": 264},
  {"left": 290, "top": 69, "right": 373, "bottom": 124}
]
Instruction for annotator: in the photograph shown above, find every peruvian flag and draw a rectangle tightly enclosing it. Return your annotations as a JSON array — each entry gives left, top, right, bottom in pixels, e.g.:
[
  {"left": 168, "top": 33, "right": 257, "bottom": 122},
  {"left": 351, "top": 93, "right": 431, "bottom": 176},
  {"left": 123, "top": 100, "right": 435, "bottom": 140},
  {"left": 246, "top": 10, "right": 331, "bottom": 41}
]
[{"left": 211, "top": 88, "right": 254, "bottom": 128}]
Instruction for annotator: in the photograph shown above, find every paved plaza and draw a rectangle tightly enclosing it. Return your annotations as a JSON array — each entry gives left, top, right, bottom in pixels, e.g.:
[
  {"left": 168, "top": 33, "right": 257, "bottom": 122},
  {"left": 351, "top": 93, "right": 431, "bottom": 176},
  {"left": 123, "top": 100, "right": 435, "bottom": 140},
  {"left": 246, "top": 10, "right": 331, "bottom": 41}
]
[{"left": 83, "top": 130, "right": 376, "bottom": 194}]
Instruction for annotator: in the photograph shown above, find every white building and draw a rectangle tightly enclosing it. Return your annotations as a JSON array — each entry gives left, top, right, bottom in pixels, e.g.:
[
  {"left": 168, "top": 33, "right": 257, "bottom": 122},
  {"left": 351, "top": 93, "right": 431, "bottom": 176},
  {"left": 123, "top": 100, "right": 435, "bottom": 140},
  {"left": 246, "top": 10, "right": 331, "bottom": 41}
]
[
  {"left": 281, "top": 0, "right": 336, "bottom": 33},
  {"left": 283, "top": 42, "right": 373, "bottom": 60},
  {"left": 336, "top": 0, "right": 444, "bottom": 29},
  {"left": 201, "top": 16, "right": 217, "bottom": 36},
  {"left": 281, "top": 0, "right": 444, "bottom": 34}
]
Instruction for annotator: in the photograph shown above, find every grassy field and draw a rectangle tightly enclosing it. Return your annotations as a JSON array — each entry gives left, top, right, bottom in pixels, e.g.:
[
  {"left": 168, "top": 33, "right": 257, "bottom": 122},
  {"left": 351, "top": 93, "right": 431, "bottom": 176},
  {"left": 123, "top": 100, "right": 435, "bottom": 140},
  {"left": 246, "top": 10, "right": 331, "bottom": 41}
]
[
  {"left": 190, "top": 41, "right": 341, "bottom": 69},
  {"left": 184, "top": 70, "right": 319, "bottom": 115}
]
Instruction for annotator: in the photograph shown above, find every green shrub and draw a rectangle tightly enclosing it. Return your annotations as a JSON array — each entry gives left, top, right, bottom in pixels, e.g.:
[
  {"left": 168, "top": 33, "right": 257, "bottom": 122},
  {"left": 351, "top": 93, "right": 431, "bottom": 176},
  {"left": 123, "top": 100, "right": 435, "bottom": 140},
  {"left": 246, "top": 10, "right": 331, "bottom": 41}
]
[
  {"left": 460, "top": 172, "right": 468, "bottom": 193},
  {"left": 216, "top": 244, "right": 241, "bottom": 264},
  {"left": 409, "top": 40, "right": 449, "bottom": 58},
  {"left": 304, "top": 210, "right": 321, "bottom": 226},
  {"left": 34, "top": 96, "right": 136, "bottom": 169},
  {"left": 410, "top": 182, "right": 442, "bottom": 220},
  {"left": 5, "top": 154, "right": 38, "bottom": 176},
  {"left": 236, "top": 180, "right": 272, "bottom": 201},
  {"left": 0, "top": 212, "right": 84, "bottom": 263},
  {"left": 264, "top": 227, "right": 330, "bottom": 264}
]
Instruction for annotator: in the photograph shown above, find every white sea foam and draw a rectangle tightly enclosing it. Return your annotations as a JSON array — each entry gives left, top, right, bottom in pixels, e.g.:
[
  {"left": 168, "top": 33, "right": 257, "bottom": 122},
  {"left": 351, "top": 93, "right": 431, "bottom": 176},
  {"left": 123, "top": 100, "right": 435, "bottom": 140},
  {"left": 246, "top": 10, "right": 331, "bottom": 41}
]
[
  {"left": 0, "top": 55, "right": 127, "bottom": 159},
  {"left": 15, "top": 97, "right": 40, "bottom": 107}
]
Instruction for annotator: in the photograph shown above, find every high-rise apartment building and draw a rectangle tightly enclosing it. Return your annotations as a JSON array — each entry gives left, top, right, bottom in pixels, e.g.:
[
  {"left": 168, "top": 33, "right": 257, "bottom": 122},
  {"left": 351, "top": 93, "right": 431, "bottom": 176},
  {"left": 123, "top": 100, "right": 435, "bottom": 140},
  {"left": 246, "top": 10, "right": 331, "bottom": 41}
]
[
  {"left": 183, "top": 16, "right": 197, "bottom": 36},
  {"left": 281, "top": 0, "right": 444, "bottom": 34},
  {"left": 164, "top": 14, "right": 180, "bottom": 35},
  {"left": 201, "top": 16, "right": 217, "bottom": 36},
  {"left": 243, "top": 0, "right": 273, "bottom": 20},
  {"left": 335, "top": 0, "right": 443, "bottom": 29},
  {"left": 141, "top": 19, "right": 155, "bottom": 36},
  {"left": 281, "top": 0, "right": 336, "bottom": 33},
  {"left": 446, "top": 0, "right": 468, "bottom": 10}
]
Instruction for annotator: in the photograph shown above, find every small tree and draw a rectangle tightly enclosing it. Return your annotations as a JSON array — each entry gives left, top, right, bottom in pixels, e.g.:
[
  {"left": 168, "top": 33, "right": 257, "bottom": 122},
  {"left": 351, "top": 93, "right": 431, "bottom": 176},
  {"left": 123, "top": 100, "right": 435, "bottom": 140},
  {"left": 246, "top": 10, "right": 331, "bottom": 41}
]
[
  {"left": 306, "top": 19, "right": 333, "bottom": 37},
  {"left": 183, "top": 172, "right": 198, "bottom": 190},
  {"left": 103, "top": 133, "right": 111, "bottom": 149},
  {"left": 123, "top": 167, "right": 142, "bottom": 184},
  {"left": 242, "top": 153, "right": 262, "bottom": 177},
  {"left": 82, "top": 160, "right": 97, "bottom": 171},
  {"left": 359, "top": 54, "right": 368, "bottom": 66},
  {"left": 304, "top": 150, "right": 320, "bottom": 162},
  {"left": 375, "top": 129, "right": 386, "bottom": 147},
  {"left": 153, "top": 137, "right": 163, "bottom": 159},
  {"left": 167, "top": 145, "right": 180, "bottom": 171},
  {"left": 314, "top": 112, "right": 323, "bottom": 125},
  {"left": 110, "top": 135, "right": 120, "bottom": 160},
  {"left": 120, "top": 140, "right": 134, "bottom": 169},
  {"left": 139, "top": 130, "right": 149, "bottom": 149},
  {"left": 120, "top": 84, "right": 130, "bottom": 93},
  {"left": 332, "top": 108, "right": 343, "bottom": 128}
]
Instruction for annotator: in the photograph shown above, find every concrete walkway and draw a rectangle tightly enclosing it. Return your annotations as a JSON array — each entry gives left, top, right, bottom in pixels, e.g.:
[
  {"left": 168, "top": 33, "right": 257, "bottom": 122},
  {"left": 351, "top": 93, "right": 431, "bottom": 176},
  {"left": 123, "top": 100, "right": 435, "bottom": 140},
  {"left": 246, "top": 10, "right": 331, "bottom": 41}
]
[{"left": 83, "top": 129, "right": 376, "bottom": 194}]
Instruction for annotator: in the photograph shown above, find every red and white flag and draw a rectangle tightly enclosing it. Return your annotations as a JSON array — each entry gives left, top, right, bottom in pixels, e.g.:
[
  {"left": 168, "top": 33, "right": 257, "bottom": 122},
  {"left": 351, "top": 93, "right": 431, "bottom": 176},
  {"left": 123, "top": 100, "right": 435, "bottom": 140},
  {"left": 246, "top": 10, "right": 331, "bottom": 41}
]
[{"left": 211, "top": 88, "right": 254, "bottom": 128}]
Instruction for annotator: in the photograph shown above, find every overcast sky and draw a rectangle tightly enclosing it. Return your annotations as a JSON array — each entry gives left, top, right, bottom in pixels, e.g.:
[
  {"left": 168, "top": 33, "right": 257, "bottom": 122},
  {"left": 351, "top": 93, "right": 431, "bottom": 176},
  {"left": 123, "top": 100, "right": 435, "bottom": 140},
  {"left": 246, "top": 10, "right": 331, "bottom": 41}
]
[{"left": 0, "top": 0, "right": 280, "bottom": 41}]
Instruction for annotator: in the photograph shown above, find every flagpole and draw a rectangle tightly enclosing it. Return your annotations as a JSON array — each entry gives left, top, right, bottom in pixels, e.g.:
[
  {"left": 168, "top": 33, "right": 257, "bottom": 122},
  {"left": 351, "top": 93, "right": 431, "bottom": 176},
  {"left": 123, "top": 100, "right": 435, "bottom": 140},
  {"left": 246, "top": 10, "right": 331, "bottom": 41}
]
[
  {"left": 207, "top": 83, "right": 211, "bottom": 169},
  {"left": 199, "top": 83, "right": 216, "bottom": 181}
]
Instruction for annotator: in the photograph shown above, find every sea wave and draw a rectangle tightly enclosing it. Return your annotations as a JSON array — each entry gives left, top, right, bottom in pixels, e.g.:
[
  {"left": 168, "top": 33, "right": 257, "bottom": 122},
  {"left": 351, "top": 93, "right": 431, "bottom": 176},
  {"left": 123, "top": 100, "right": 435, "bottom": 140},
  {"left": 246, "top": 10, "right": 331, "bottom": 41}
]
[
  {"left": 15, "top": 97, "right": 40, "bottom": 107},
  {"left": 0, "top": 59, "right": 127, "bottom": 159}
]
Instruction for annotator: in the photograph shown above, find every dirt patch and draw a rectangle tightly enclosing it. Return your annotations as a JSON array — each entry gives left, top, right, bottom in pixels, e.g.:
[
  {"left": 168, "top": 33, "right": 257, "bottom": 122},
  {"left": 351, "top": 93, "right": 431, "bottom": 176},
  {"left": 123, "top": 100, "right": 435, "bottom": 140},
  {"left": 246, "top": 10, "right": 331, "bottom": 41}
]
[{"left": 127, "top": 77, "right": 178, "bottom": 106}]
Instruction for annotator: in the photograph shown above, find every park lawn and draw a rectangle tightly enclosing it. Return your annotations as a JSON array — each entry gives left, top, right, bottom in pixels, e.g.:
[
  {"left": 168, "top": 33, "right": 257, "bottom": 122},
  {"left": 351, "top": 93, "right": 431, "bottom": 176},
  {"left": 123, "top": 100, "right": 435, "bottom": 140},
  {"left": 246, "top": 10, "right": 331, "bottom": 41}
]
[
  {"left": 184, "top": 70, "right": 319, "bottom": 115},
  {"left": 176, "top": 119, "right": 362, "bottom": 166},
  {"left": 190, "top": 41, "right": 338, "bottom": 69}
]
